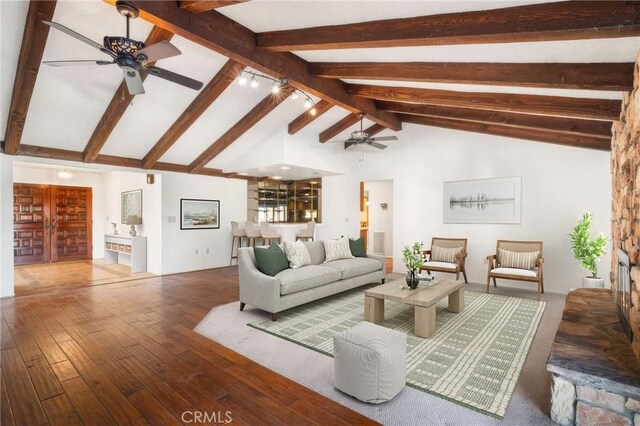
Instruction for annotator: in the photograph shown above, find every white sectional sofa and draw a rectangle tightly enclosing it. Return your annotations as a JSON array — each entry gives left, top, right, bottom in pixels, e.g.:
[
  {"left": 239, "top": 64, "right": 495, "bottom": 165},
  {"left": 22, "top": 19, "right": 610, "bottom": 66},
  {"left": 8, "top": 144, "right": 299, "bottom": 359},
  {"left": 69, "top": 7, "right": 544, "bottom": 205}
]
[{"left": 238, "top": 241, "right": 386, "bottom": 320}]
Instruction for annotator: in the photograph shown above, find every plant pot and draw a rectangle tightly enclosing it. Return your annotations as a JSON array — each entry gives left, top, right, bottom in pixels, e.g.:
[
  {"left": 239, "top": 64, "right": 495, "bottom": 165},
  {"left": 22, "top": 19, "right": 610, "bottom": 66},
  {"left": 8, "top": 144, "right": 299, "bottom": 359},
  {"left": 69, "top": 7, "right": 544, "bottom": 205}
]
[{"left": 582, "top": 276, "right": 605, "bottom": 288}]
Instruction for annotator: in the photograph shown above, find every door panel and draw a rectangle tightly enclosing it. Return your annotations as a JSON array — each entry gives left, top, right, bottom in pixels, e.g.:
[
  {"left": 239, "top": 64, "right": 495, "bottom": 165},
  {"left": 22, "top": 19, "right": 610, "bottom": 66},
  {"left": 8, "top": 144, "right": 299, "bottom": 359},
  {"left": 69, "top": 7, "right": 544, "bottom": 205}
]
[
  {"left": 13, "top": 184, "right": 50, "bottom": 265},
  {"left": 50, "top": 186, "right": 92, "bottom": 262}
]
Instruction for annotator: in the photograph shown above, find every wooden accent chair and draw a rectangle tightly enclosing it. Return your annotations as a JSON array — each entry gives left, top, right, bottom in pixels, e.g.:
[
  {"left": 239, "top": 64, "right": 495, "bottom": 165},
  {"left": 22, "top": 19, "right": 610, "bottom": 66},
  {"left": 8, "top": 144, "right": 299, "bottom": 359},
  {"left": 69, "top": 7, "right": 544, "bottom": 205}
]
[
  {"left": 487, "top": 240, "right": 544, "bottom": 296},
  {"left": 420, "top": 237, "right": 468, "bottom": 283}
]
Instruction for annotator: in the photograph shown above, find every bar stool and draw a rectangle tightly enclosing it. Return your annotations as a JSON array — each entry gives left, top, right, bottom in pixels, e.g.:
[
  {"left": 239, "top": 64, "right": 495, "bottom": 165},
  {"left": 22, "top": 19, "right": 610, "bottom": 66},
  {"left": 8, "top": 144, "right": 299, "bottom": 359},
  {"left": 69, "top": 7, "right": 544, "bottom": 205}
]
[
  {"left": 230, "top": 221, "right": 247, "bottom": 265},
  {"left": 245, "top": 222, "right": 263, "bottom": 247},
  {"left": 260, "top": 222, "right": 282, "bottom": 245},
  {"left": 295, "top": 221, "right": 316, "bottom": 241}
]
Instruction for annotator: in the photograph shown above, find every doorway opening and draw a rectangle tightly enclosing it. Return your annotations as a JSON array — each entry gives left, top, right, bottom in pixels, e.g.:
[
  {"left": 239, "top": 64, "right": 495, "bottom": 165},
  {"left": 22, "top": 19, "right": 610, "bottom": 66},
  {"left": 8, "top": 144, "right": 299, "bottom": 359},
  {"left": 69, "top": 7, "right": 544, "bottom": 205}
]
[{"left": 360, "top": 180, "right": 394, "bottom": 273}]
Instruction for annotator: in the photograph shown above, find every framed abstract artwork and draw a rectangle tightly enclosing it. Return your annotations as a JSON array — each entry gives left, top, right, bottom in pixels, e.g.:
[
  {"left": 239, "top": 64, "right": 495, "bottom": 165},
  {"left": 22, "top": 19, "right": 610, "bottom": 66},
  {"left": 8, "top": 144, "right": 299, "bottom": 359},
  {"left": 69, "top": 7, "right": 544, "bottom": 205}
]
[
  {"left": 180, "top": 199, "right": 220, "bottom": 230},
  {"left": 121, "top": 189, "right": 142, "bottom": 223},
  {"left": 443, "top": 177, "right": 522, "bottom": 224}
]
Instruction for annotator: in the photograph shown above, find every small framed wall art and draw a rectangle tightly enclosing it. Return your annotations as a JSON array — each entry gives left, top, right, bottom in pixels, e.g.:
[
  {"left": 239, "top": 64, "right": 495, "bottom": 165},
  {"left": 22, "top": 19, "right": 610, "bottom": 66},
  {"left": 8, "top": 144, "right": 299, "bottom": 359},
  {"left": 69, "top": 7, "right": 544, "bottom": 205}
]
[{"left": 180, "top": 199, "right": 220, "bottom": 230}]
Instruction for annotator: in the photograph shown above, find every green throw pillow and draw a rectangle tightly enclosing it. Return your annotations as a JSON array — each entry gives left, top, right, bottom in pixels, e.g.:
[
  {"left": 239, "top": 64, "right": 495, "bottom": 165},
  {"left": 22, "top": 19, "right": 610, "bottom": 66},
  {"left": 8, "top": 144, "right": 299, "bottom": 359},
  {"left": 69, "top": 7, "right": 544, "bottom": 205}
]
[
  {"left": 349, "top": 238, "right": 366, "bottom": 257},
  {"left": 254, "top": 243, "right": 289, "bottom": 276}
]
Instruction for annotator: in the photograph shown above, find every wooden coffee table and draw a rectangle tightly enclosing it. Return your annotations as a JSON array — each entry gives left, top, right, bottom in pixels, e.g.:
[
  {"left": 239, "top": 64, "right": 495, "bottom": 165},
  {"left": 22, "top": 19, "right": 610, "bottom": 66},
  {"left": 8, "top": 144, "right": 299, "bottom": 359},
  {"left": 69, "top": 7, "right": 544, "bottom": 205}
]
[{"left": 364, "top": 278, "right": 465, "bottom": 338}]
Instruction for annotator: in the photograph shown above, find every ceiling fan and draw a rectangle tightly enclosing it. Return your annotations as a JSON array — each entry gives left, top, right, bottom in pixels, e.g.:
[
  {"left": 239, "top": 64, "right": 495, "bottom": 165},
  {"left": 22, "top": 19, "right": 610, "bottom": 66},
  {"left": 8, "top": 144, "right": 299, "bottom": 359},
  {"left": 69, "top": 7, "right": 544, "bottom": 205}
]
[
  {"left": 41, "top": 1, "right": 203, "bottom": 95},
  {"left": 326, "top": 113, "right": 398, "bottom": 149}
]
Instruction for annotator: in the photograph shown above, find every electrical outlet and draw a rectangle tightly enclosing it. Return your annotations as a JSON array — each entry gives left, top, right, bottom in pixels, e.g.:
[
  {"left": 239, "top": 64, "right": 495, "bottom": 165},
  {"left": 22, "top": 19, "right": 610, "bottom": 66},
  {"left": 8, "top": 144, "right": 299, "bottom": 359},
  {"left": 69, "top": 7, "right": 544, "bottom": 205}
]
[
  {"left": 206, "top": 248, "right": 210, "bottom": 254},
  {"left": 195, "top": 249, "right": 199, "bottom": 255}
]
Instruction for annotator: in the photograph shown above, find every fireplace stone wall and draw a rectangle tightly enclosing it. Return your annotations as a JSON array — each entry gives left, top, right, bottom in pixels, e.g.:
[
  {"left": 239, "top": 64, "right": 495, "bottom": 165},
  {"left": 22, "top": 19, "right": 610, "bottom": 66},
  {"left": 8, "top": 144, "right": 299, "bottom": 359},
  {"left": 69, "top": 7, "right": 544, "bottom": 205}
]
[{"left": 611, "top": 52, "right": 640, "bottom": 358}]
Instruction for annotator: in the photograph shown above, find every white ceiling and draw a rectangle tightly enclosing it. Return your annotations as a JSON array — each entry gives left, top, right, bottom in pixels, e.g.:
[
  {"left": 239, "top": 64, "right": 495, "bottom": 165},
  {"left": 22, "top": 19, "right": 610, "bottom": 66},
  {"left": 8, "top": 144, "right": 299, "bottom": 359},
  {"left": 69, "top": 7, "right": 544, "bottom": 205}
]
[{"left": 1, "top": 0, "right": 638, "bottom": 178}]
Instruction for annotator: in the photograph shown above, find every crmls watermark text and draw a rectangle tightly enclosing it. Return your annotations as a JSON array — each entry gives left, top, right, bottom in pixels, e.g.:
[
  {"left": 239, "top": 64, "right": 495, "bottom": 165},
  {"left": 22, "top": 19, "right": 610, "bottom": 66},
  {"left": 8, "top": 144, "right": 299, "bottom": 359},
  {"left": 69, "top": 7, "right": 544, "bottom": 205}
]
[{"left": 181, "top": 411, "right": 234, "bottom": 424}]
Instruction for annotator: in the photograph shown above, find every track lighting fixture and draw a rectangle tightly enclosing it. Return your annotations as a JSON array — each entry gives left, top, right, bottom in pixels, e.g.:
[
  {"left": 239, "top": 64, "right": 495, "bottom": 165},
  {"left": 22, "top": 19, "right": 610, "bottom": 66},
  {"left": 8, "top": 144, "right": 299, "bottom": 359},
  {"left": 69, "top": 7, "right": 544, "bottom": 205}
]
[{"left": 236, "top": 70, "right": 316, "bottom": 111}]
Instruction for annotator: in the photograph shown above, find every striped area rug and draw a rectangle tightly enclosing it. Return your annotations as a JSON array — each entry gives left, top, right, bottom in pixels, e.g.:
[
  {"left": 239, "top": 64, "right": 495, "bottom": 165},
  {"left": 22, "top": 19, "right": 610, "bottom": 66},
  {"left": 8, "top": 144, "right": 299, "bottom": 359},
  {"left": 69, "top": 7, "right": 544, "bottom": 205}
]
[{"left": 249, "top": 288, "right": 545, "bottom": 419}]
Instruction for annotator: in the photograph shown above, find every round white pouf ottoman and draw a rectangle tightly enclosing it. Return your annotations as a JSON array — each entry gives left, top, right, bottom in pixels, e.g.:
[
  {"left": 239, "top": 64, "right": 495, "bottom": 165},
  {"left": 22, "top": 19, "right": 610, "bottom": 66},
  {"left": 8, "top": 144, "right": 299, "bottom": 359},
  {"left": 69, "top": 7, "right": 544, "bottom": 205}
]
[{"left": 333, "top": 321, "right": 406, "bottom": 403}]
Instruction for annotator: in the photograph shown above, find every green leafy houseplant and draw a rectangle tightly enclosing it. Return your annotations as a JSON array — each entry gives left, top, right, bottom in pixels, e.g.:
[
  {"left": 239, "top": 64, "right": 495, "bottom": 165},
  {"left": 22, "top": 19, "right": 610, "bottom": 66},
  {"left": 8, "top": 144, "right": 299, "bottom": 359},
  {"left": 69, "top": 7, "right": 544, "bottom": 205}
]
[
  {"left": 569, "top": 213, "right": 608, "bottom": 278},
  {"left": 402, "top": 242, "right": 426, "bottom": 272}
]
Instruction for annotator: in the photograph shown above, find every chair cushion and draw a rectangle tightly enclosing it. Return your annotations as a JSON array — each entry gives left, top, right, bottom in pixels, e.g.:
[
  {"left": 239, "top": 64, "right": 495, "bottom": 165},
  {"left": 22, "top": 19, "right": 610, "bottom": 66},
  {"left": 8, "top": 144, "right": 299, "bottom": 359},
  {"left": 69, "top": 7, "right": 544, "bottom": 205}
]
[
  {"left": 277, "top": 265, "right": 341, "bottom": 295},
  {"left": 431, "top": 245, "right": 462, "bottom": 263},
  {"left": 498, "top": 249, "right": 539, "bottom": 270},
  {"left": 423, "top": 261, "right": 457, "bottom": 271},
  {"left": 323, "top": 257, "right": 382, "bottom": 280},
  {"left": 283, "top": 240, "right": 311, "bottom": 269},
  {"left": 253, "top": 243, "right": 289, "bottom": 277},
  {"left": 349, "top": 237, "right": 367, "bottom": 258},
  {"left": 324, "top": 237, "right": 354, "bottom": 262},
  {"left": 491, "top": 267, "right": 538, "bottom": 278}
]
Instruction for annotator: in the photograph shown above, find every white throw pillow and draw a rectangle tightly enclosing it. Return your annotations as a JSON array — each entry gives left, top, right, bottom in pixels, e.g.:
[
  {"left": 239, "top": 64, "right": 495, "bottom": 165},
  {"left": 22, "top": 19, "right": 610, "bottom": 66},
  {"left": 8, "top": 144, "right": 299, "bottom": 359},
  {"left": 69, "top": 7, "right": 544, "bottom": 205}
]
[
  {"left": 283, "top": 240, "right": 312, "bottom": 269},
  {"left": 323, "top": 237, "right": 354, "bottom": 262}
]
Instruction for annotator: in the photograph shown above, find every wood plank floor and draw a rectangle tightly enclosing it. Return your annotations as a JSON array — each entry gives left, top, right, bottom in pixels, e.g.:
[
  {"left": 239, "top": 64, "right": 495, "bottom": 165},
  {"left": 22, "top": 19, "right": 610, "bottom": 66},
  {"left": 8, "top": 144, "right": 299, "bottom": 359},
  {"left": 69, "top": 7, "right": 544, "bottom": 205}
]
[
  {"left": 1, "top": 267, "right": 377, "bottom": 425},
  {"left": 14, "top": 260, "right": 156, "bottom": 297}
]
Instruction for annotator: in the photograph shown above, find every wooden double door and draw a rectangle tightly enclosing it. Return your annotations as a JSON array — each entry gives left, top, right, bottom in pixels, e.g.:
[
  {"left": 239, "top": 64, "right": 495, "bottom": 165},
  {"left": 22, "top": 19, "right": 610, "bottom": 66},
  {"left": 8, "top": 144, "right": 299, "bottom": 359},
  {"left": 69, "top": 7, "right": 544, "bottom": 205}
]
[{"left": 13, "top": 184, "right": 93, "bottom": 265}]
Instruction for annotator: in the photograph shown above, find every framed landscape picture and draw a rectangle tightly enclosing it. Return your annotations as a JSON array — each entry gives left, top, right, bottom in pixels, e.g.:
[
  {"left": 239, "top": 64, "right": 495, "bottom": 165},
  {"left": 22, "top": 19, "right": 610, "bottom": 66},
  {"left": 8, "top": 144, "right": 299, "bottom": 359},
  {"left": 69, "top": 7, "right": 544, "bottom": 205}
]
[
  {"left": 443, "top": 177, "right": 522, "bottom": 224},
  {"left": 180, "top": 199, "right": 220, "bottom": 230},
  {"left": 121, "top": 189, "right": 142, "bottom": 223}
]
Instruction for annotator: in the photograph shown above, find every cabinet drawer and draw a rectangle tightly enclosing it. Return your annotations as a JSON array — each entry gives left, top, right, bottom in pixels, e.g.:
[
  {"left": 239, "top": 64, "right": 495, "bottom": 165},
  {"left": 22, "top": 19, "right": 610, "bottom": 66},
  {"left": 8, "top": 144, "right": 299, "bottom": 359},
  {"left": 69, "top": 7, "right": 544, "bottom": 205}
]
[
  {"left": 124, "top": 245, "right": 132, "bottom": 254},
  {"left": 105, "top": 242, "right": 112, "bottom": 250},
  {"left": 118, "top": 244, "right": 126, "bottom": 252}
]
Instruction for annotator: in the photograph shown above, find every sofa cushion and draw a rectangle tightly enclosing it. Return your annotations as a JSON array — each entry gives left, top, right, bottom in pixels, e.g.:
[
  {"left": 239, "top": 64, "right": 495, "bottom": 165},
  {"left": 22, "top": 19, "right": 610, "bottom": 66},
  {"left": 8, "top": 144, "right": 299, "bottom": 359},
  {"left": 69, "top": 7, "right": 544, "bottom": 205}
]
[
  {"left": 283, "top": 240, "right": 311, "bottom": 269},
  {"left": 323, "top": 257, "right": 382, "bottom": 280},
  {"left": 304, "top": 241, "right": 326, "bottom": 265},
  {"left": 253, "top": 243, "right": 289, "bottom": 277},
  {"left": 349, "top": 238, "right": 367, "bottom": 258},
  {"left": 324, "top": 237, "right": 354, "bottom": 262},
  {"left": 491, "top": 267, "right": 538, "bottom": 278},
  {"left": 423, "top": 261, "right": 457, "bottom": 271},
  {"left": 277, "top": 265, "right": 341, "bottom": 295}
]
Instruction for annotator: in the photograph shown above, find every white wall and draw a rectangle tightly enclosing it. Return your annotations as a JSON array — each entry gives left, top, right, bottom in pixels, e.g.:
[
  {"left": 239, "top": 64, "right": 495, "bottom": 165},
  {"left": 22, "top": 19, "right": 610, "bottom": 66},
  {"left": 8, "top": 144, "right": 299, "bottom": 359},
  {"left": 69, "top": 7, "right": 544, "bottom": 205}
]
[
  {"left": 364, "top": 180, "right": 394, "bottom": 256},
  {"left": 13, "top": 164, "right": 106, "bottom": 259},
  {"left": 0, "top": 155, "right": 14, "bottom": 297},
  {"left": 320, "top": 124, "right": 612, "bottom": 294},
  {"left": 103, "top": 171, "right": 163, "bottom": 274},
  {"left": 160, "top": 172, "right": 247, "bottom": 275}
]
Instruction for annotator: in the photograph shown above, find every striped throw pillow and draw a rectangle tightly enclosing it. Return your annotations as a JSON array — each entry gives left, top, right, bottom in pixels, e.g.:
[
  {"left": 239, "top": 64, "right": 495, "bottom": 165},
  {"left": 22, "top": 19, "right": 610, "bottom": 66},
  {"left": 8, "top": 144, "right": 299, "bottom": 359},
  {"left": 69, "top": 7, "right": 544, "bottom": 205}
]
[
  {"left": 323, "top": 237, "right": 354, "bottom": 262},
  {"left": 431, "top": 245, "right": 462, "bottom": 263},
  {"left": 283, "top": 240, "right": 311, "bottom": 269},
  {"left": 498, "top": 249, "right": 539, "bottom": 270}
]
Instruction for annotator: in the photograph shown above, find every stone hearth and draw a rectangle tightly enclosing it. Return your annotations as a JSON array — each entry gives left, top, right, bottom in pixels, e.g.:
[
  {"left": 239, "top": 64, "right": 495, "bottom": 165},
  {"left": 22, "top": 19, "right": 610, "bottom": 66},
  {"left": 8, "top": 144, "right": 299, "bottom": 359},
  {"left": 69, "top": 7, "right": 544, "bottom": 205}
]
[{"left": 547, "top": 289, "right": 640, "bottom": 425}]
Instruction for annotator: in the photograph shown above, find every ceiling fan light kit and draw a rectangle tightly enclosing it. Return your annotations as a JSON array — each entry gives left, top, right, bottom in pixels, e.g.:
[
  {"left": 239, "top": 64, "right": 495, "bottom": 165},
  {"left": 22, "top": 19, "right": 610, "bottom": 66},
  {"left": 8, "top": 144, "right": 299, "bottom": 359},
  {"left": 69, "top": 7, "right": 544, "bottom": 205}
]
[{"left": 41, "top": 1, "right": 203, "bottom": 95}]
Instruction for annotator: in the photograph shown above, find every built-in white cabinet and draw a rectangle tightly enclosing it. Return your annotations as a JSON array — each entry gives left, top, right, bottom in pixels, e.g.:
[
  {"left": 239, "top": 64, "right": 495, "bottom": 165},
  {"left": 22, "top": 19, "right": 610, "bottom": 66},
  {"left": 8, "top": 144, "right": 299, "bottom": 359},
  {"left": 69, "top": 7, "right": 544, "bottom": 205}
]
[{"left": 104, "top": 234, "right": 147, "bottom": 273}]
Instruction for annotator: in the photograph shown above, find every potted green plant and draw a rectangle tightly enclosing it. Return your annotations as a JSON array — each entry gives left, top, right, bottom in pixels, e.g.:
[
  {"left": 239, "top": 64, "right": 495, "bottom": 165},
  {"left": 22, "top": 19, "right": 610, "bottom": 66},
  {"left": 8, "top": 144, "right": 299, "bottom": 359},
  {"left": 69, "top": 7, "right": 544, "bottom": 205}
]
[
  {"left": 569, "top": 213, "right": 608, "bottom": 288},
  {"left": 402, "top": 242, "right": 426, "bottom": 289}
]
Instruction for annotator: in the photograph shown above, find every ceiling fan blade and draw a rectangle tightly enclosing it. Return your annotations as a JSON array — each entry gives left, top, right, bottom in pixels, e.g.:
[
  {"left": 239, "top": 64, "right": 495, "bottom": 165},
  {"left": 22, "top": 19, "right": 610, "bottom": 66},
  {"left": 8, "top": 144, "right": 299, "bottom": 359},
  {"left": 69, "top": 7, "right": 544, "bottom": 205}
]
[
  {"left": 369, "top": 136, "right": 398, "bottom": 142},
  {"left": 42, "top": 21, "right": 116, "bottom": 58},
  {"left": 367, "top": 141, "right": 388, "bottom": 150},
  {"left": 43, "top": 59, "right": 114, "bottom": 67},
  {"left": 134, "top": 41, "right": 181, "bottom": 63},
  {"left": 123, "top": 70, "right": 145, "bottom": 95},
  {"left": 142, "top": 65, "right": 203, "bottom": 91},
  {"left": 345, "top": 142, "right": 357, "bottom": 149}
]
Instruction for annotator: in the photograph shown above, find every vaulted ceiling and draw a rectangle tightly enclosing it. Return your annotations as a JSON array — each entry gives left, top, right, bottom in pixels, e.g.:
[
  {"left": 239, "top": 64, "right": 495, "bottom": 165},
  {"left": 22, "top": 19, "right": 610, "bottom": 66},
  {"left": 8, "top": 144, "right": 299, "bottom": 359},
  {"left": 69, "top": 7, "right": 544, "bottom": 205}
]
[{"left": 1, "top": 0, "right": 638, "bottom": 180}]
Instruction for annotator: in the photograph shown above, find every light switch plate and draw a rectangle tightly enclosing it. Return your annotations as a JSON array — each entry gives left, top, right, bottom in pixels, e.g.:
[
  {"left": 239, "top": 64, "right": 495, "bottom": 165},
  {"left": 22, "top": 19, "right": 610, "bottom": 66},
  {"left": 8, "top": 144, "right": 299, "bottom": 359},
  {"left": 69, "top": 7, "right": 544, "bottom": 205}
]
[{"left": 167, "top": 216, "right": 177, "bottom": 223}]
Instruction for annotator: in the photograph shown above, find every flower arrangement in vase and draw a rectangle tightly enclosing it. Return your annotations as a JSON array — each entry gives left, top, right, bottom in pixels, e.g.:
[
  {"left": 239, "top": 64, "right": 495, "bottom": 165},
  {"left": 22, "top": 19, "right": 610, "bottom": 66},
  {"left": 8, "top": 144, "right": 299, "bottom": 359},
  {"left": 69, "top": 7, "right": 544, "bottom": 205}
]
[{"left": 402, "top": 242, "right": 426, "bottom": 289}]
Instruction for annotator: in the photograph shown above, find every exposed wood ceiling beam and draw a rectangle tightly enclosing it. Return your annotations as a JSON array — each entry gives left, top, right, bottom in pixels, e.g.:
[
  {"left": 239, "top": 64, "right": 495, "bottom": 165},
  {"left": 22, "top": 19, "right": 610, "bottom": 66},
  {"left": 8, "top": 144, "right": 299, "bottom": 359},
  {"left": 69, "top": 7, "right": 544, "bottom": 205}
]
[
  {"left": 188, "top": 87, "right": 294, "bottom": 174},
  {"left": 104, "top": 0, "right": 401, "bottom": 131},
  {"left": 400, "top": 114, "right": 610, "bottom": 151},
  {"left": 348, "top": 84, "right": 622, "bottom": 121},
  {"left": 310, "top": 62, "right": 635, "bottom": 91},
  {"left": 15, "top": 145, "right": 252, "bottom": 180},
  {"left": 3, "top": 1, "right": 57, "bottom": 155},
  {"left": 179, "top": 1, "right": 249, "bottom": 14},
  {"left": 319, "top": 113, "right": 360, "bottom": 143},
  {"left": 257, "top": 1, "right": 640, "bottom": 52},
  {"left": 287, "top": 100, "right": 334, "bottom": 135},
  {"left": 364, "top": 123, "right": 385, "bottom": 138},
  {"left": 142, "top": 59, "right": 245, "bottom": 169},
  {"left": 82, "top": 26, "right": 173, "bottom": 163},
  {"left": 378, "top": 101, "right": 613, "bottom": 139}
]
